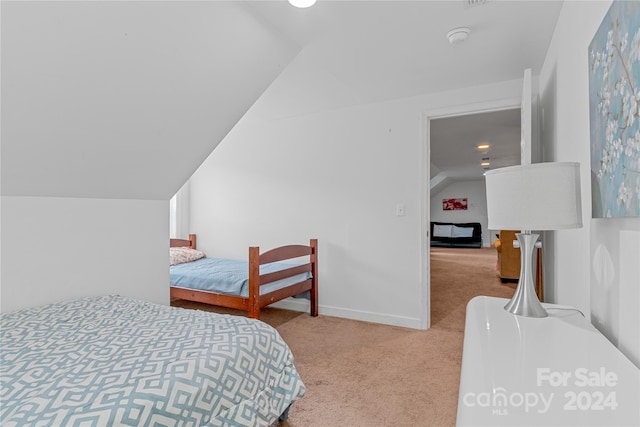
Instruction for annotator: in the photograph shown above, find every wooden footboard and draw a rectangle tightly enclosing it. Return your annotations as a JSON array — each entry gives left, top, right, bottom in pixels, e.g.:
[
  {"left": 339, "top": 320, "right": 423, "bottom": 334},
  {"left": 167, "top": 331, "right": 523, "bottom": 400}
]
[{"left": 170, "top": 235, "right": 318, "bottom": 319}]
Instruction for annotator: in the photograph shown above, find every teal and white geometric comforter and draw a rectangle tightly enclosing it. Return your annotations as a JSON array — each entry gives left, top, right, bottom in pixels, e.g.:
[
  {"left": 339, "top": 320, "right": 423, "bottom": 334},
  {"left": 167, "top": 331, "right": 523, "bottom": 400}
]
[{"left": 0, "top": 295, "right": 305, "bottom": 426}]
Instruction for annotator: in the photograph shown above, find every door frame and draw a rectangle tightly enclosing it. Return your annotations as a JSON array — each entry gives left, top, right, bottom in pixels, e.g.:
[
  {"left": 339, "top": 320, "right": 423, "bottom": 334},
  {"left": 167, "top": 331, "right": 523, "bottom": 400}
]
[{"left": 419, "top": 96, "right": 522, "bottom": 330}]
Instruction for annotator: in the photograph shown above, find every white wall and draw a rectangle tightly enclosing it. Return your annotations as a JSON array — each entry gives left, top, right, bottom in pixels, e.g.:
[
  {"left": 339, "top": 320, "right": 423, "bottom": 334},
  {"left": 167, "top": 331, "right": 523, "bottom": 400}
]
[
  {"left": 1, "top": 2, "right": 298, "bottom": 314},
  {"left": 430, "top": 179, "right": 491, "bottom": 247},
  {"left": 189, "top": 78, "right": 523, "bottom": 329},
  {"left": 170, "top": 181, "right": 191, "bottom": 239},
  {"left": 0, "top": 197, "right": 169, "bottom": 313},
  {"left": 539, "top": 0, "right": 640, "bottom": 367}
]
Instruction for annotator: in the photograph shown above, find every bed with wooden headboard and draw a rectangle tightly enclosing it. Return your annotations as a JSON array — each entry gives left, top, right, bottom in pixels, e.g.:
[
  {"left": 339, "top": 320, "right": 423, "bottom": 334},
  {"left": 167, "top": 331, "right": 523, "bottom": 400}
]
[{"left": 169, "top": 234, "right": 318, "bottom": 319}]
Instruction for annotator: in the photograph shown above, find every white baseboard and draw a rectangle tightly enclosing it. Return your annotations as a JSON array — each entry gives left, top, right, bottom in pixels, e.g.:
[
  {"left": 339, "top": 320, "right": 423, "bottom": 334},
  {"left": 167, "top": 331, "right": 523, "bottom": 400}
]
[{"left": 270, "top": 298, "right": 424, "bottom": 330}]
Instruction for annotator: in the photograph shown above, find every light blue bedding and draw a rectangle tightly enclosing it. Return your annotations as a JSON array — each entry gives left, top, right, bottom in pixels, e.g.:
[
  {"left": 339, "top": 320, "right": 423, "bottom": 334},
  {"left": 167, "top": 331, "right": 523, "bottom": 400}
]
[
  {"left": 0, "top": 295, "right": 306, "bottom": 426},
  {"left": 170, "top": 257, "right": 312, "bottom": 296}
]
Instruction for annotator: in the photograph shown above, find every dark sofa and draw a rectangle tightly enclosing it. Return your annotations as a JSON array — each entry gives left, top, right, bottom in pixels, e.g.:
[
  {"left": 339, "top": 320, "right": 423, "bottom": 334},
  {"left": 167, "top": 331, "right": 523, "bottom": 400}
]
[{"left": 430, "top": 221, "right": 482, "bottom": 248}]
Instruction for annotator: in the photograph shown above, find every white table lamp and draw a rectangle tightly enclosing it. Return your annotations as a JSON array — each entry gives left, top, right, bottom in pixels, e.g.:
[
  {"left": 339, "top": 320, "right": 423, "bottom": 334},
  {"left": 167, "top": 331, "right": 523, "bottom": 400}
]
[{"left": 485, "top": 162, "right": 583, "bottom": 318}]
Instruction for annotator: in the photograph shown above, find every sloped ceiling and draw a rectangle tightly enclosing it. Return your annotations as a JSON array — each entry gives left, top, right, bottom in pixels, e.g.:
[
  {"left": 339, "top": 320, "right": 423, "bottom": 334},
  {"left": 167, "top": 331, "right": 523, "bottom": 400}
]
[
  {"left": 430, "top": 108, "right": 522, "bottom": 181},
  {"left": 246, "top": 0, "right": 562, "bottom": 118},
  {"left": 1, "top": 1, "right": 299, "bottom": 200},
  {"left": 2, "top": 1, "right": 563, "bottom": 200},
  {"left": 243, "top": 0, "right": 560, "bottom": 183}
]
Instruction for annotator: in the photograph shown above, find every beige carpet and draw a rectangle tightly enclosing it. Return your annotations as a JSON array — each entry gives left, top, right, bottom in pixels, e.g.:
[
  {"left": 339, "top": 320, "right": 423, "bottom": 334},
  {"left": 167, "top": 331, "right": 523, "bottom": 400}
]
[{"left": 172, "top": 247, "right": 515, "bottom": 427}]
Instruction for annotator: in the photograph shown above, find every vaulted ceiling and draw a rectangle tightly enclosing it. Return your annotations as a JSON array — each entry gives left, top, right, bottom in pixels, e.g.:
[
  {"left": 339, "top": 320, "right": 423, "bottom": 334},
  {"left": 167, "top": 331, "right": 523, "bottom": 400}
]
[
  {"left": 1, "top": 1, "right": 299, "bottom": 199},
  {"left": 247, "top": 0, "right": 562, "bottom": 117},
  {"left": 247, "top": 0, "right": 560, "bottom": 184},
  {"left": 1, "top": 1, "right": 563, "bottom": 200}
]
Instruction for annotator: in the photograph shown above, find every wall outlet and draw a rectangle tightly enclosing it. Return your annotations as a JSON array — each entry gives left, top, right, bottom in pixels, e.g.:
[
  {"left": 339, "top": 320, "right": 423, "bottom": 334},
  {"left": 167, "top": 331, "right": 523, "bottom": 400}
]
[{"left": 396, "top": 203, "right": 406, "bottom": 216}]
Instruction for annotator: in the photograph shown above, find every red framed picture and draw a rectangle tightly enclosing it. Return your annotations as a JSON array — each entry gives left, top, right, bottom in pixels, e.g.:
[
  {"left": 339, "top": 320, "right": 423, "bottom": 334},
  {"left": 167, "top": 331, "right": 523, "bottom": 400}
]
[{"left": 443, "top": 198, "right": 468, "bottom": 211}]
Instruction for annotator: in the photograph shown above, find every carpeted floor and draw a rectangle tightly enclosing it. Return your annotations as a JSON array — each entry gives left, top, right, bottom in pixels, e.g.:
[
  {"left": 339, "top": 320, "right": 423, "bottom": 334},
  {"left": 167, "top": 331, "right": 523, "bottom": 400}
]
[{"left": 172, "top": 247, "right": 516, "bottom": 427}]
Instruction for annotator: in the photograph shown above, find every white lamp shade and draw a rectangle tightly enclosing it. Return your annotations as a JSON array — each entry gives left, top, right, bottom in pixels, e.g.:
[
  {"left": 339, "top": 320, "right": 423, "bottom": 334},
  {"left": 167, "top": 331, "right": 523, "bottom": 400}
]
[{"left": 485, "top": 162, "right": 583, "bottom": 231}]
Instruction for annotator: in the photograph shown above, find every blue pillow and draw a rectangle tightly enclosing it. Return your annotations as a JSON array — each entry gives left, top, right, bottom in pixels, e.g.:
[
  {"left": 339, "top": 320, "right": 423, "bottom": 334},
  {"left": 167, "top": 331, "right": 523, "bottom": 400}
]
[
  {"left": 433, "top": 224, "right": 452, "bottom": 238},
  {"left": 451, "top": 225, "right": 474, "bottom": 238}
]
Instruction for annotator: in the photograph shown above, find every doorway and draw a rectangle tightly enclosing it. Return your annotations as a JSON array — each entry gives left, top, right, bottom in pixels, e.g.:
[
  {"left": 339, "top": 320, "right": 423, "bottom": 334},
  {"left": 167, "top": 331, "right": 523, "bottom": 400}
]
[{"left": 420, "top": 99, "right": 522, "bottom": 329}]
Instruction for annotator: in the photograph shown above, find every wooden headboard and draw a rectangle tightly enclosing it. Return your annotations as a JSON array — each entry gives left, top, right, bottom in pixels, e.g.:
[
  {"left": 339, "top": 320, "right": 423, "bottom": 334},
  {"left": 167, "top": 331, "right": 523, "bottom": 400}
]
[{"left": 170, "top": 234, "right": 196, "bottom": 249}]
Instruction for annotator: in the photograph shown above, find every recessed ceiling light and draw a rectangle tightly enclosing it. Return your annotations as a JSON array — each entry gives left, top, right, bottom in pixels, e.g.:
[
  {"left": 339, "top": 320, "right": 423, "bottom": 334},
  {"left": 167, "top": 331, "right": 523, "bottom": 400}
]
[
  {"left": 481, "top": 162, "right": 491, "bottom": 167},
  {"left": 477, "top": 143, "right": 490, "bottom": 150},
  {"left": 288, "top": 0, "right": 316, "bottom": 8},
  {"left": 446, "top": 27, "right": 471, "bottom": 45}
]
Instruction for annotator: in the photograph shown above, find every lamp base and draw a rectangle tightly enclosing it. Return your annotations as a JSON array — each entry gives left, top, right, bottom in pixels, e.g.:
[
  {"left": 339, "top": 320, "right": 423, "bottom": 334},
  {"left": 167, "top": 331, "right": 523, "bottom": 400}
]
[{"left": 504, "top": 233, "right": 548, "bottom": 318}]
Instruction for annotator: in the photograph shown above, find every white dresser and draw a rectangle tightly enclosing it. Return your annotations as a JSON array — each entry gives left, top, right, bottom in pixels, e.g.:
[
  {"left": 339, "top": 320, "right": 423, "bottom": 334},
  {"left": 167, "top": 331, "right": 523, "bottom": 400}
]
[{"left": 457, "top": 296, "right": 640, "bottom": 426}]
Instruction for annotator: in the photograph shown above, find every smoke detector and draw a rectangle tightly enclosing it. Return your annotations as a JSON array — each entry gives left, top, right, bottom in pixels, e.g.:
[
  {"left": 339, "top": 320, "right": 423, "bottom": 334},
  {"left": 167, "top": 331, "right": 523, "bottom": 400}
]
[{"left": 446, "top": 27, "right": 471, "bottom": 45}]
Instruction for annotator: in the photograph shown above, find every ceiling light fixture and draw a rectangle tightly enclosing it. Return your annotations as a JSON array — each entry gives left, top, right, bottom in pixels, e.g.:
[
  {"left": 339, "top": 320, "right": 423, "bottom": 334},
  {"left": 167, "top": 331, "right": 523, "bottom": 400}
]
[
  {"left": 446, "top": 27, "right": 471, "bottom": 45},
  {"left": 481, "top": 161, "right": 491, "bottom": 167},
  {"left": 288, "top": 0, "right": 316, "bottom": 8},
  {"left": 476, "top": 143, "right": 490, "bottom": 152}
]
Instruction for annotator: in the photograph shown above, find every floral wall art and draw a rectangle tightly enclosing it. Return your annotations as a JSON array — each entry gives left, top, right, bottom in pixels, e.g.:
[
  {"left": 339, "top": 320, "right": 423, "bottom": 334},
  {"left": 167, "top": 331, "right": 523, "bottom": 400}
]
[
  {"left": 589, "top": 0, "right": 640, "bottom": 218},
  {"left": 442, "top": 198, "right": 468, "bottom": 211}
]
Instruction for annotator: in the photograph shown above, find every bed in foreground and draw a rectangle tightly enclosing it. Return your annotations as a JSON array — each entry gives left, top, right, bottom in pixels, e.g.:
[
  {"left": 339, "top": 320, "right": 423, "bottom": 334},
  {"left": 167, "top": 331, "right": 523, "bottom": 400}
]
[
  {"left": 0, "top": 295, "right": 305, "bottom": 426},
  {"left": 170, "top": 235, "right": 318, "bottom": 320}
]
